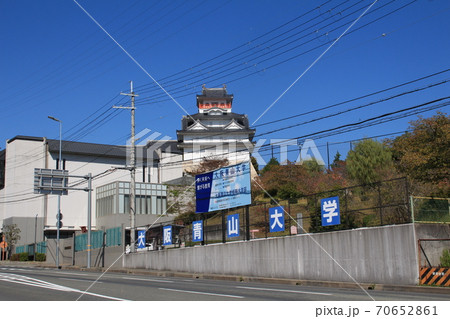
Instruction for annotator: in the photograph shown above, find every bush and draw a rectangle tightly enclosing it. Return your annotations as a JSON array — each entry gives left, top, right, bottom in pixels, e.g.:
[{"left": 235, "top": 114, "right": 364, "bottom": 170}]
[
  {"left": 35, "top": 253, "right": 46, "bottom": 262},
  {"left": 10, "top": 253, "right": 20, "bottom": 261},
  {"left": 440, "top": 249, "right": 450, "bottom": 268},
  {"left": 19, "top": 252, "right": 29, "bottom": 261}
]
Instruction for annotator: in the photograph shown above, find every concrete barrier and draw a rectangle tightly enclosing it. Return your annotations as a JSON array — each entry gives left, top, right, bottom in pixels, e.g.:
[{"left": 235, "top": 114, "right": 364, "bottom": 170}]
[{"left": 124, "top": 224, "right": 419, "bottom": 285}]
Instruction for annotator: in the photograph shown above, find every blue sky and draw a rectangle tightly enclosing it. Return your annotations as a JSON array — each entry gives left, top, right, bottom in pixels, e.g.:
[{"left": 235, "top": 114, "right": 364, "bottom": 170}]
[{"left": 1, "top": 0, "right": 449, "bottom": 166}]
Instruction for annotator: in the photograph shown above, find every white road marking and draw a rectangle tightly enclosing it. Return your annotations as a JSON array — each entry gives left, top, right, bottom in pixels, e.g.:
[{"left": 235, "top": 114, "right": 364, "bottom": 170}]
[
  {"left": 236, "top": 286, "right": 332, "bottom": 295},
  {"left": 159, "top": 288, "right": 244, "bottom": 299},
  {"left": 0, "top": 273, "right": 128, "bottom": 301},
  {"left": 52, "top": 271, "right": 95, "bottom": 277},
  {"left": 121, "top": 276, "right": 173, "bottom": 283},
  {"left": 58, "top": 277, "right": 103, "bottom": 284}
]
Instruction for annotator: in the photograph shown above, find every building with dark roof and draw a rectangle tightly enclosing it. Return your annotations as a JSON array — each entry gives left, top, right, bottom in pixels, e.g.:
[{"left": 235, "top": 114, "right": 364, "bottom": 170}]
[{"left": 177, "top": 85, "right": 255, "bottom": 170}]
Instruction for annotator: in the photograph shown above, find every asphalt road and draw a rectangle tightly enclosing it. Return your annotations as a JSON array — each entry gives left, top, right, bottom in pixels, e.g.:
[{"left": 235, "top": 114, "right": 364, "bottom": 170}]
[{"left": 0, "top": 265, "right": 449, "bottom": 301}]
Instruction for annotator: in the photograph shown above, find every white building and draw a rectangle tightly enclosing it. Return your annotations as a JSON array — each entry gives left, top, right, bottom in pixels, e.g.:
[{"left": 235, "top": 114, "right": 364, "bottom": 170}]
[
  {"left": 177, "top": 85, "right": 255, "bottom": 172},
  {"left": 0, "top": 136, "right": 177, "bottom": 245}
]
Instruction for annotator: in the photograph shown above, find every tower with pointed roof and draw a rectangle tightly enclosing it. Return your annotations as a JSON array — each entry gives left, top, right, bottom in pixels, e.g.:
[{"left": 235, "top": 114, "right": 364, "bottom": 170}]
[{"left": 177, "top": 85, "right": 255, "bottom": 169}]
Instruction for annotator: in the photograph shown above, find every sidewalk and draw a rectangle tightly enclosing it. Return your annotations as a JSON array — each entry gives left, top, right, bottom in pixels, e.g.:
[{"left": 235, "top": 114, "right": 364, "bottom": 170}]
[{"left": 1, "top": 260, "right": 449, "bottom": 295}]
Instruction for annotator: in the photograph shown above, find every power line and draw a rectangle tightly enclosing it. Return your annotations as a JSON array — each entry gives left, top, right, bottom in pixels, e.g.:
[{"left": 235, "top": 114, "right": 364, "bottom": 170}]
[
  {"left": 155, "top": 98, "right": 448, "bottom": 171},
  {"left": 135, "top": 0, "right": 342, "bottom": 93},
  {"left": 140, "top": 69, "right": 449, "bottom": 166},
  {"left": 134, "top": 0, "right": 416, "bottom": 105},
  {"left": 2, "top": 102, "right": 442, "bottom": 201},
  {"left": 256, "top": 97, "right": 449, "bottom": 153},
  {"left": 255, "top": 79, "right": 449, "bottom": 137},
  {"left": 253, "top": 68, "right": 450, "bottom": 128},
  {"left": 136, "top": 0, "right": 384, "bottom": 99}
]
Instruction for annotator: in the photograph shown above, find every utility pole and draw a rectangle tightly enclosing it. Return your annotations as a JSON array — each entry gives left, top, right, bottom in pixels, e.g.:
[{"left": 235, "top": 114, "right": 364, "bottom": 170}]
[
  {"left": 327, "top": 142, "right": 330, "bottom": 170},
  {"left": 48, "top": 116, "right": 62, "bottom": 269},
  {"left": 86, "top": 173, "right": 92, "bottom": 268},
  {"left": 114, "top": 81, "right": 138, "bottom": 252}
]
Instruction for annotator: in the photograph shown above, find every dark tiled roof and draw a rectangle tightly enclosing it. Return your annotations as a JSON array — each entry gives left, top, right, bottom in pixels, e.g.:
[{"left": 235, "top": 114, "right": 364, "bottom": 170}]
[
  {"left": 180, "top": 112, "right": 251, "bottom": 130},
  {"left": 47, "top": 139, "right": 128, "bottom": 158},
  {"left": 8, "top": 136, "right": 180, "bottom": 159},
  {"left": 7, "top": 135, "right": 44, "bottom": 144},
  {"left": 145, "top": 140, "right": 182, "bottom": 155},
  {"left": 197, "top": 86, "right": 233, "bottom": 98}
]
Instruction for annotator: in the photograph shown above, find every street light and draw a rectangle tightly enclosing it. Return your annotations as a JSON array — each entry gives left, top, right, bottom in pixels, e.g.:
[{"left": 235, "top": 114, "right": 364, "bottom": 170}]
[{"left": 48, "top": 115, "right": 62, "bottom": 269}]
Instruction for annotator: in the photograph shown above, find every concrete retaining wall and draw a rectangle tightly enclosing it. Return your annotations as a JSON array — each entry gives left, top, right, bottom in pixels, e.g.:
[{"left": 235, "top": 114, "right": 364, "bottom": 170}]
[
  {"left": 45, "top": 237, "right": 124, "bottom": 269},
  {"left": 75, "top": 246, "right": 123, "bottom": 269},
  {"left": 124, "top": 224, "right": 419, "bottom": 285}
]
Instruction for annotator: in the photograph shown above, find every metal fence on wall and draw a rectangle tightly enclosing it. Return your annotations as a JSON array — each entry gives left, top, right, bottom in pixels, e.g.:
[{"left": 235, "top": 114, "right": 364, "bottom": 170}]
[
  {"left": 75, "top": 227, "right": 122, "bottom": 252},
  {"left": 138, "top": 177, "right": 411, "bottom": 249},
  {"left": 14, "top": 241, "right": 46, "bottom": 255}
]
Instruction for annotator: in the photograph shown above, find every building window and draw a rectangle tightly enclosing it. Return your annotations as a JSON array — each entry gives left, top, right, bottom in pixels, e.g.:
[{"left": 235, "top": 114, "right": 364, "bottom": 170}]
[{"left": 97, "top": 181, "right": 167, "bottom": 217}]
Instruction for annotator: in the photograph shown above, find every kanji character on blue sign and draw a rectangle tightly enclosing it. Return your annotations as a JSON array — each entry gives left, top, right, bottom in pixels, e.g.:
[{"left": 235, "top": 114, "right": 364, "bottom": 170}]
[
  {"left": 321, "top": 196, "right": 340, "bottom": 226},
  {"left": 163, "top": 226, "right": 172, "bottom": 245},
  {"left": 137, "top": 230, "right": 146, "bottom": 249},
  {"left": 227, "top": 214, "right": 240, "bottom": 238},
  {"left": 192, "top": 220, "right": 203, "bottom": 242},
  {"left": 269, "top": 206, "right": 285, "bottom": 232}
]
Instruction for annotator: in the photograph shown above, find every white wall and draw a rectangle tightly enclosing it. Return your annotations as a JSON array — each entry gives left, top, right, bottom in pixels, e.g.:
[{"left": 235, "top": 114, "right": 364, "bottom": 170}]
[
  {"left": 46, "top": 152, "right": 131, "bottom": 229},
  {"left": 1, "top": 138, "right": 137, "bottom": 231},
  {"left": 1, "top": 139, "right": 47, "bottom": 225}
]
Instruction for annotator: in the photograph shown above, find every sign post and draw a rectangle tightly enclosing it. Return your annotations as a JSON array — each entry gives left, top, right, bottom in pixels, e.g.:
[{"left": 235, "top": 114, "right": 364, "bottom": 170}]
[{"left": 34, "top": 169, "right": 94, "bottom": 268}]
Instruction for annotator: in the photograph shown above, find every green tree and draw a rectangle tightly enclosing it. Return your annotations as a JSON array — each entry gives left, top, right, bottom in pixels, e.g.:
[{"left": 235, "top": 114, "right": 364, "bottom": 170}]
[
  {"left": 260, "top": 157, "right": 280, "bottom": 176},
  {"left": 4, "top": 224, "right": 21, "bottom": 258},
  {"left": 346, "top": 139, "right": 394, "bottom": 185},
  {"left": 250, "top": 156, "right": 259, "bottom": 175},
  {"left": 302, "top": 159, "right": 325, "bottom": 173},
  {"left": 390, "top": 112, "right": 449, "bottom": 195},
  {"left": 331, "top": 151, "right": 344, "bottom": 169}
]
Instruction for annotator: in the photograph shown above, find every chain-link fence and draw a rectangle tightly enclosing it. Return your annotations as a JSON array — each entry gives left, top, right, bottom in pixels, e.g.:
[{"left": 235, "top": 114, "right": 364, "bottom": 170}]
[
  {"left": 138, "top": 177, "right": 411, "bottom": 248},
  {"left": 412, "top": 197, "right": 450, "bottom": 223}
]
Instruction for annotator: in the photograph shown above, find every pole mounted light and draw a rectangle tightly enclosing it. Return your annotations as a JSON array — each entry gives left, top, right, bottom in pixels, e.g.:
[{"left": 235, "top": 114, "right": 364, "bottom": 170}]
[{"left": 48, "top": 115, "right": 62, "bottom": 269}]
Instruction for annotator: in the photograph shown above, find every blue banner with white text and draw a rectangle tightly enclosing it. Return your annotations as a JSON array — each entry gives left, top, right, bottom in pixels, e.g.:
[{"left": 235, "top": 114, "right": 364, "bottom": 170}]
[{"left": 195, "top": 162, "right": 251, "bottom": 213}]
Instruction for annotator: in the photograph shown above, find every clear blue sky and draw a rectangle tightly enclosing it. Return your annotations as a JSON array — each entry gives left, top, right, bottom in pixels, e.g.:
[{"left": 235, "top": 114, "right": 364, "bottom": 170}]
[{"left": 1, "top": 0, "right": 449, "bottom": 166}]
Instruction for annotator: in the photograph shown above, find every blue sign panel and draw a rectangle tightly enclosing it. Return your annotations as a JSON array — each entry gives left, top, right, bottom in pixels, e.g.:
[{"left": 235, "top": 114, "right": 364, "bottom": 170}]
[
  {"left": 163, "top": 226, "right": 172, "bottom": 245},
  {"left": 321, "top": 196, "right": 340, "bottom": 226},
  {"left": 192, "top": 220, "right": 203, "bottom": 242},
  {"left": 196, "top": 162, "right": 251, "bottom": 213},
  {"left": 227, "top": 213, "right": 240, "bottom": 238},
  {"left": 269, "top": 206, "right": 285, "bottom": 232},
  {"left": 137, "top": 230, "right": 146, "bottom": 249}
]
